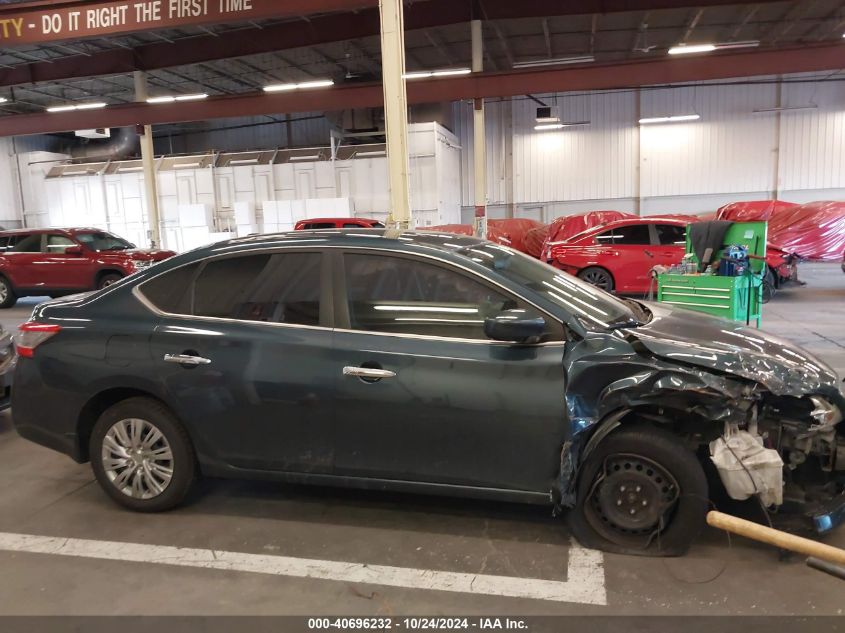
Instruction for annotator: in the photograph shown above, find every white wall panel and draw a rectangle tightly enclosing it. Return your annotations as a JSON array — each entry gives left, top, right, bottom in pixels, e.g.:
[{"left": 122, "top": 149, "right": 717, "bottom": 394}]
[
  {"left": 779, "top": 77, "right": 845, "bottom": 193},
  {"left": 639, "top": 81, "right": 777, "bottom": 199}
]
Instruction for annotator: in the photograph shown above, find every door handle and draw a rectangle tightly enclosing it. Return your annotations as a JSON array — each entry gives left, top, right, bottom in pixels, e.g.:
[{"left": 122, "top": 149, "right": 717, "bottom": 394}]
[
  {"left": 343, "top": 366, "right": 396, "bottom": 379},
  {"left": 163, "top": 353, "right": 211, "bottom": 366}
]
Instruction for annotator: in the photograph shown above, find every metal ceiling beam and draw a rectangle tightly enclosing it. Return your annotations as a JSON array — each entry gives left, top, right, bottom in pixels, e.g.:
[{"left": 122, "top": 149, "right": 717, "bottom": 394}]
[
  {"left": 3, "top": 42, "right": 843, "bottom": 137},
  {"left": 0, "top": 0, "right": 791, "bottom": 88}
]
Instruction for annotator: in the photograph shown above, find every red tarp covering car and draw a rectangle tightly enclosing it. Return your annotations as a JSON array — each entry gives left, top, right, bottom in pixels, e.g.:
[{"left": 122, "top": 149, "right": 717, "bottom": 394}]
[
  {"left": 716, "top": 200, "right": 845, "bottom": 261},
  {"left": 522, "top": 210, "right": 637, "bottom": 258},
  {"left": 716, "top": 200, "right": 800, "bottom": 222},
  {"left": 427, "top": 219, "right": 543, "bottom": 254}
]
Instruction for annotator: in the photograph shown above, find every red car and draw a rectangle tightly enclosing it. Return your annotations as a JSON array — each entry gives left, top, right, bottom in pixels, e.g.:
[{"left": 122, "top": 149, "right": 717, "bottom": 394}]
[
  {"left": 546, "top": 217, "right": 690, "bottom": 294},
  {"left": 0, "top": 228, "right": 175, "bottom": 308},
  {"left": 294, "top": 217, "right": 385, "bottom": 230}
]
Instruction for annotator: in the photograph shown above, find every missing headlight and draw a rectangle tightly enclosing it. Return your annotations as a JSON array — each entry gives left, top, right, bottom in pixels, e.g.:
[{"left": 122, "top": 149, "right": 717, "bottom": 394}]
[{"left": 809, "top": 396, "right": 843, "bottom": 430}]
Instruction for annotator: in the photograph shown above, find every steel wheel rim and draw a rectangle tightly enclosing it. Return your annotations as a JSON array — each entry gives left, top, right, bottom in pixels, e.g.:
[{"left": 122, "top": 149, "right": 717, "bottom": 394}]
[
  {"left": 102, "top": 418, "right": 174, "bottom": 500},
  {"left": 583, "top": 270, "right": 611, "bottom": 290},
  {"left": 585, "top": 453, "right": 680, "bottom": 549}
]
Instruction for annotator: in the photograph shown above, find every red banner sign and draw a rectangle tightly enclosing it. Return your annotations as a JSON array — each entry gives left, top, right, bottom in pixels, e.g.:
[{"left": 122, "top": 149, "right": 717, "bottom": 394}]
[{"left": 0, "top": 0, "right": 372, "bottom": 44}]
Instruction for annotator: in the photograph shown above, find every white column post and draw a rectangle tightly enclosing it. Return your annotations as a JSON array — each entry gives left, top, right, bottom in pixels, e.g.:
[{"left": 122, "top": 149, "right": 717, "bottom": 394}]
[
  {"left": 379, "top": 0, "right": 412, "bottom": 229},
  {"left": 471, "top": 19, "right": 487, "bottom": 238},
  {"left": 133, "top": 70, "right": 162, "bottom": 248}
]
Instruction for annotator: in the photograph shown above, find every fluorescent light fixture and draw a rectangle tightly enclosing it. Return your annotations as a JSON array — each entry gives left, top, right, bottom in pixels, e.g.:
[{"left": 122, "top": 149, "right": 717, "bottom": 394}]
[
  {"left": 148, "top": 93, "right": 208, "bottom": 104},
  {"left": 289, "top": 154, "right": 321, "bottom": 161},
  {"left": 263, "top": 80, "right": 334, "bottom": 92},
  {"left": 639, "top": 114, "right": 701, "bottom": 124},
  {"left": 117, "top": 166, "right": 144, "bottom": 173},
  {"left": 174, "top": 162, "right": 202, "bottom": 168},
  {"left": 403, "top": 68, "right": 471, "bottom": 80},
  {"left": 534, "top": 121, "right": 591, "bottom": 131},
  {"left": 356, "top": 150, "right": 386, "bottom": 157},
  {"left": 715, "top": 40, "right": 760, "bottom": 50},
  {"left": 63, "top": 168, "right": 93, "bottom": 175},
  {"left": 47, "top": 102, "right": 106, "bottom": 113},
  {"left": 0, "top": 97, "right": 7, "bottom": 103},
  {"left": 668, "top": 44, "right": 716, "bottom": 55},
  {"left": 753, "top": 105, "right": 818, "bottom": 114},
  {"left": 228, "top": 158, "right": 260, "bottom": 165},
  {"left": 513, "top": 55, "right": 595, "bottom": 69}
]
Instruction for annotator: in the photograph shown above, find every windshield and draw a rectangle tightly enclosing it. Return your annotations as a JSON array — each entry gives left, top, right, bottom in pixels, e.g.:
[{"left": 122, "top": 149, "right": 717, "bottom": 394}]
[
  {"left": 457, "top": 242, "right": 639, "bottom": 330},
  {"left": 75, "top": 232, "right": 135, "bottom": 252}
]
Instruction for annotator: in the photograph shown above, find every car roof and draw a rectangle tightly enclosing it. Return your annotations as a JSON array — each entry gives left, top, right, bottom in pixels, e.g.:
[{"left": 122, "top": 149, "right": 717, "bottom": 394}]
[
  {"left": 184, "top": 229, "right": 487, "bottom": 260},
  {"left": 298, "top": 218, "right": 379, "bottom": 223},
  {"left": 0, "top": 227, "right": 102, "bottom": 235}
]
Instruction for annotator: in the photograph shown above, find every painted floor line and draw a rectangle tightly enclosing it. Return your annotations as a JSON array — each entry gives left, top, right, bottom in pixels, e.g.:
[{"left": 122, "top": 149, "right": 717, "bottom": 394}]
[{"left": 0, "top": 531, "right": 607, "bottom": 605}]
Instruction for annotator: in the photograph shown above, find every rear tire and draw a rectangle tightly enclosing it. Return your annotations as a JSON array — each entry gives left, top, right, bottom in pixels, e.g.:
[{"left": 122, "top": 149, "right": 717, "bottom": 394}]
[
  {"left": 97, "top": 272, "right": 123, "bottom": 289},
  {"left": 578, "top": 267, "right": 614, "bottom": 293},
  {"left": 567, "top": 425, "right": 708, "bottom": 556},
  {"left": 0, "top": 277, "right": 17, "bottom": 309},
  {"left": 90, "top": 397, "right": 197, "bottom": 512}
]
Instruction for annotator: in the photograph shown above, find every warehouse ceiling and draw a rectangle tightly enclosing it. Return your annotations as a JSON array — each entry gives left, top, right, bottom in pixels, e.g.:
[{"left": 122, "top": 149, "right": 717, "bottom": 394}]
[{"left": 0, "top": 0, "right": 843, "bottom": 117}]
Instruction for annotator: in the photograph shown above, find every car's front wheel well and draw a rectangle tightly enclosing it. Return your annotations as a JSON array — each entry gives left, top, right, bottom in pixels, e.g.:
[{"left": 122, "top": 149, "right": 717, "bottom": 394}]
[{"left": 76, "top": 388, "right": 167, "bottom": 462}]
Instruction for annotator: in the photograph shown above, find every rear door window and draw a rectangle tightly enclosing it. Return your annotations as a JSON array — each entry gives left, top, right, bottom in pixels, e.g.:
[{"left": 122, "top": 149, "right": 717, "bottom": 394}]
[
  {"left": 612, "top": 224, "right": 652, "bottom": 245},
  {"left": 656, "top": 224, "right": 687, "bottom": 246},
  {"left": 10, "top": 234, "right": 43, "bottom": 253}
]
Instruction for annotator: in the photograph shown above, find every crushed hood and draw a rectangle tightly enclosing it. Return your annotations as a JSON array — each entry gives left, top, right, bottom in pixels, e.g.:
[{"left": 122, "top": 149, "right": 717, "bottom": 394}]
[{"left": 624, "top": 301, "right": 841, "bottom": 396}]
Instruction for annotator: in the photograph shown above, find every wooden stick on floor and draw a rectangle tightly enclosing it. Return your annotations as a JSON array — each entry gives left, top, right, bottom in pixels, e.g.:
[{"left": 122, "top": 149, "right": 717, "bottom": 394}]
[{"left": 706, "top": 510, "right": 845, "bottom": 565}]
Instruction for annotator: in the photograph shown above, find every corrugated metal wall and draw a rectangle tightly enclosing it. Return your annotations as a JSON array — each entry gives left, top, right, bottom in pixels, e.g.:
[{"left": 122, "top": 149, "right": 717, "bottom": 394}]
[{"left": 455, "top": 73, "right": 845, "bottom": 222}]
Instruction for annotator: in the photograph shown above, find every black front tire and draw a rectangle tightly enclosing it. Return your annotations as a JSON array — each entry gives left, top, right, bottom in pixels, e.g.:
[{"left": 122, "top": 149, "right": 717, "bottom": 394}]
[
  {"left": 90, "top": 397, "right": 197, "bottom": 512},
  {"left": 567, "top": 425, "right": 708, "bottom": 556},
  {"left": 0, "top": 277, "right": 17, "bottom": 309},
  {"left": 97, "top": 273, "right": 123, "bottom": 289}
]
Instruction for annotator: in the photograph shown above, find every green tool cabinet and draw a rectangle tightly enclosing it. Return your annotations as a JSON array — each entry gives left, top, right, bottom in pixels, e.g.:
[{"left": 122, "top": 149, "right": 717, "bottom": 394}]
[{"left": 657, "top": 221, "right": 766, "bottom": 327}]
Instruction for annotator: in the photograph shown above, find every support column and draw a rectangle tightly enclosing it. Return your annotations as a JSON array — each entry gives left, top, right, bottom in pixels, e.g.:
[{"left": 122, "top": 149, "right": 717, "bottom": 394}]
[
  {"left": 471, "top": 19, "right": 487, "bottom": 238},
  {"left": 378, "top": 0, "right": 412, "bottom": 229},
  {"left": 133, "top": 71, "right": 161, "bottom": 248}
]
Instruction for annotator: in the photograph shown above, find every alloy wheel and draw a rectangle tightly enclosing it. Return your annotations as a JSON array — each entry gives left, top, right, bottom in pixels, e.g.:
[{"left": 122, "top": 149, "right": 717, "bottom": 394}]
[
  {"left": 101, "top": 418, "right": 174, "bottom": 500},
  {"left": 581, "top": 269, "right": 612, "bottom": 291},
  {"left": 0, "top": 281, "right": 7, "bottom": 302}
]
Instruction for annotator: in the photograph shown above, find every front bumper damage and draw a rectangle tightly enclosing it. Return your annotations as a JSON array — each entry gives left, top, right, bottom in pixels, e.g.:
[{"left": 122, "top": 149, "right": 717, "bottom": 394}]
[{"left": 555, "top": 327, "right": 845, "bottom": 535}]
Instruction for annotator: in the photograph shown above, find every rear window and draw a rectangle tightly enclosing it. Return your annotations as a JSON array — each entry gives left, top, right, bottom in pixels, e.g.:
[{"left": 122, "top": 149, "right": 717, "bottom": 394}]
[
  {"left": 139, "top": 263, "right": 200, "bottom": 314},
  {"left": 138, "top": 253, "right": 322, "bottom": 326}
]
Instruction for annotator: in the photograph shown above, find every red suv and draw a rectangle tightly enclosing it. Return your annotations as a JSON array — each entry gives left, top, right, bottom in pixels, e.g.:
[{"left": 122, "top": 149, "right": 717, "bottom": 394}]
[
  {"left": 294, "top": 218, "right": 385, "bottom": 230},
  {"left": 0, "top": 228, "right": 175, "bottom": 308}
]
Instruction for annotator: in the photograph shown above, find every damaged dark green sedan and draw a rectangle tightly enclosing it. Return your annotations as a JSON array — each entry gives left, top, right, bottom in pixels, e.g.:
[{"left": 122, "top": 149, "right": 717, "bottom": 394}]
[{"left": 11, "top": 230, "right": 845, "bottom": 555}]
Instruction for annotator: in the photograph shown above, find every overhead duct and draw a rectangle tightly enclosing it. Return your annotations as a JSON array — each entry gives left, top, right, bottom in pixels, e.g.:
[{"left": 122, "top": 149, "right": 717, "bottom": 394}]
[{"left": 71, "top": 126, "right": 139, "bottom": 161}]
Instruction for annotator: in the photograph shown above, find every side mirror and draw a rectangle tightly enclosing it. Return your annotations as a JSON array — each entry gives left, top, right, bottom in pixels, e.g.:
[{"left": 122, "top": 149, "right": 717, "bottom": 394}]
[
  {"left": 484, "top": 309, "right": 546, "bottom": 343},
  {"left": 64, "top": 245, "right": 83, "bottom": 256}
]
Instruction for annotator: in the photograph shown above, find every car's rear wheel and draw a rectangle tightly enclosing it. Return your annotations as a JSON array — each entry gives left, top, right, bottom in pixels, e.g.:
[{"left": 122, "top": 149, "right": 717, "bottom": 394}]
[
  {"left": 578, "top": 267, "right": 614, "bottom": 292},
  {"left": 97, "top": 272, "right": 123, "bottom": 289},
  {"left": 567, "top": 425, "right": 708, "bottom": 556},
  {"left": 90, "top": 397, "right": 197, "bottom": 512},
  {"left": 0, "top": 277, "right": 17, "bottom": 309}
]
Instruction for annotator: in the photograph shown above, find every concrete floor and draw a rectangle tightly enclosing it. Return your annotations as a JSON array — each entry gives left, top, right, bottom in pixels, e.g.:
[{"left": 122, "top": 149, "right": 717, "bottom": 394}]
[{"left": 0, "top": 263, "right": 843, "bottom": 616}]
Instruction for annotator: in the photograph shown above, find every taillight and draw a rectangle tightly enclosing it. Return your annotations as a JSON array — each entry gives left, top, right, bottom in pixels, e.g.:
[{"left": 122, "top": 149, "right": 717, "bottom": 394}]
[{"left": 15, "top": 323, "right": 62, "bottom": 358}]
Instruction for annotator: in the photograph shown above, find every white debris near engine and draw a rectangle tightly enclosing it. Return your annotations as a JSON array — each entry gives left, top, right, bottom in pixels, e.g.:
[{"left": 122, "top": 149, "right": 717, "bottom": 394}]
[{"left": 710, "top": 427, "right": 784, "bottom": 507}]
